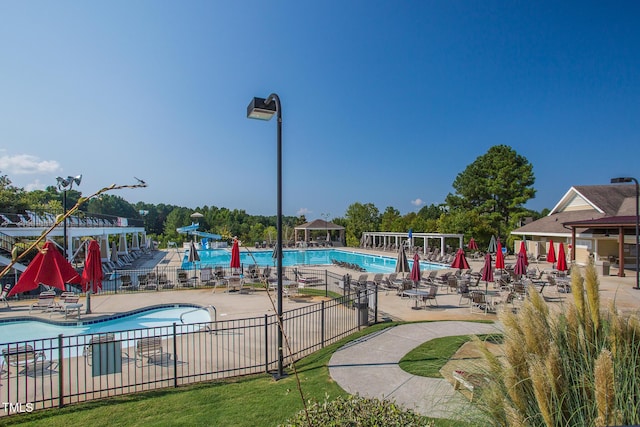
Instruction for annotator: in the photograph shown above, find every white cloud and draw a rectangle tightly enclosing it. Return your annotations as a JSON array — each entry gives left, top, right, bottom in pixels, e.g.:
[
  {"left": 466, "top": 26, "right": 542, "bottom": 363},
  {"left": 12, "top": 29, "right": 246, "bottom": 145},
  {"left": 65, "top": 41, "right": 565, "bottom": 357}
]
[
  {"left": 297, "top": 207, "right": 311, "bottom": 216},
  {"left": 24, "top": 179, "right": 47, "bottom": 191},
  {"left": 0, "top": 154, "right": 61, "bottom": 175},
  {"left": 411, "top": 198, "right": 424, "bottom": 207}
]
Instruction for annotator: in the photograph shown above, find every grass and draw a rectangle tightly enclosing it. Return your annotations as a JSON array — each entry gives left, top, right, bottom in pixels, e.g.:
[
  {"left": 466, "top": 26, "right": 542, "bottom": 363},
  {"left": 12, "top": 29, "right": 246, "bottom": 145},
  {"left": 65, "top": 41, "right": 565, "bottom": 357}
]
[
  {"left": 400, "top": 334, "right": 503, "bottom": 378},
  {"left": 4, "top": 323, "right": 488, "bottom": 427}
]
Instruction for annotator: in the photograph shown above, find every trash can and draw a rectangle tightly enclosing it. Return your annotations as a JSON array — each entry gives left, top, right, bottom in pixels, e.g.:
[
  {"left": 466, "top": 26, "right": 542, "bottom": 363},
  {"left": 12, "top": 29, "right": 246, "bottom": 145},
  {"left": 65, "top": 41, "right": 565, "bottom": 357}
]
[
  {"left": 91, "top": 337, "right": 123, "bottom": 377},
  {"left": 356, "top": 285, "right": 369, "bottom": 327},
  {"left": 596, "top": 260, "right": 610, "bottom": 276}
]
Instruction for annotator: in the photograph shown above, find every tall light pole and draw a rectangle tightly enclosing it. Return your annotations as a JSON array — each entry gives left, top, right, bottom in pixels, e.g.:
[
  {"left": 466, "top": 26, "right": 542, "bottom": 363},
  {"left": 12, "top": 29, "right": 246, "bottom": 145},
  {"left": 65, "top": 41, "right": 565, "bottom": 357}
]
[
  {"left": 611, "top": 177, "right": 639, "bottom": 290},
  {"left": 56, "top": 174, "right": 82, "bottom": 262},
  {"left": 247, "top": 94, "right": 284, "bottom": 378}
]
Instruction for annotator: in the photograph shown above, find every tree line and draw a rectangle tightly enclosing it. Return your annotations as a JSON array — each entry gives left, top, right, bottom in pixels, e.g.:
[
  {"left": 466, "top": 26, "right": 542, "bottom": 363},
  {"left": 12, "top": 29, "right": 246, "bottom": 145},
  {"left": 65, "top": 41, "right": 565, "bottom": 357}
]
[{"left": 0, "top": 145, "right": 546, "bottom": 251}]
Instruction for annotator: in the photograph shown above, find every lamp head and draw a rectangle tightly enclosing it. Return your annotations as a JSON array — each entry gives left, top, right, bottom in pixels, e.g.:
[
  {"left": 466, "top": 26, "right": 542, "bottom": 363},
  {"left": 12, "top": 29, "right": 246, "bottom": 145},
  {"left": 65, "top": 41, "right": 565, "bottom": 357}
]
[
  {"left": 72, "top": 174, "right": 82, "bottom": 186},
  {"left": 247, "top": 97, "right": 276, "bottom": 120},
  {"left": 56, "top": 176, "right": 70, "bottom": 188},
  {"left": 611, "top": 177, "right": 633, "bottom": 184}
]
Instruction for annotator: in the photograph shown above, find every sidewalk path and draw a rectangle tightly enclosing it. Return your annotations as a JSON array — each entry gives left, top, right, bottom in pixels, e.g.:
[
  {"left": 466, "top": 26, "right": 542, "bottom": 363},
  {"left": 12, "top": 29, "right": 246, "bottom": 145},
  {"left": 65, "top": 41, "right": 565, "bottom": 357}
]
[{"left": 328, "top": 321, "right": 501, "bottom": 420}]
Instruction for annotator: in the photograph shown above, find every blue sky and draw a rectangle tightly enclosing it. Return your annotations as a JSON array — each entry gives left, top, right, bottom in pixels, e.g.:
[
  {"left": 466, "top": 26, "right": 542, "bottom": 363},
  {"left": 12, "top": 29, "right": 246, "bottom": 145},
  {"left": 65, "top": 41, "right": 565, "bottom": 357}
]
[{"left": 1, "top": 1, "right": 639, "bottom": 220}]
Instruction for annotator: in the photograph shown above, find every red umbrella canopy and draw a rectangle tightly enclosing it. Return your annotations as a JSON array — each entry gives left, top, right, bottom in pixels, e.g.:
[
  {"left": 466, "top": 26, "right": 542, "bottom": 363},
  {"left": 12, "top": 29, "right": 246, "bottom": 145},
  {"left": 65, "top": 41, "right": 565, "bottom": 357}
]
[
  {"left": 450, "top": 248, "right": 470, "bottom": 270},
  {"left": 556, "top": 242, "right": 568, "bottom": 271},
  {"left": 81, "top": 239, "right": 103, "bottom": 293},
  {"left": 519, "top": 241, "right": 529, "bottom": 266},
  {"left": 495, "top": 242, "right": 505, "bottom": 270},
  {"left": 8, "top": 241, "right": 81, "bottom": 297},
  {"left": 468, "top": 238, "right": 479, "bottom": 251},
  {"left": 410, "top": 253, "right": 421, "bottom": 282},
  {"left": 481, "top": 253, "right": 494, "bottom": 282},
  {"left": 547, "top": 240, "right": 556, "bottom": 264},
  {"left": 230, "top": 238, "right": 241, "bottom": 269},
  {"left": 514, "top": 251, "right": 528, "bottom": 276}
]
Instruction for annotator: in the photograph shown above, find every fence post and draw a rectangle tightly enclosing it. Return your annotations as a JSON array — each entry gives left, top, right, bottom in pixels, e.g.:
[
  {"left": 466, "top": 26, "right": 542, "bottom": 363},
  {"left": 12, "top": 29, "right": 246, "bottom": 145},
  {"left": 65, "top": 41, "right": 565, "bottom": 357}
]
[
  {"left": 264, "top": 314, "right": 269, "bottom": 374},
  {"left": 324, "top": 270, "right": 328, "bottom": 297},
  {"left": 172, "top": 323, "right": 178, "bottom": 387},
  {"left": 58, "top": 334, "right": 64, "bottom": 408},
  {"left": 321, "top": 300, "right": 325, "bottom": 348},
  {"left": 374, "top": 283, "right": 379, "bottom": 324}
]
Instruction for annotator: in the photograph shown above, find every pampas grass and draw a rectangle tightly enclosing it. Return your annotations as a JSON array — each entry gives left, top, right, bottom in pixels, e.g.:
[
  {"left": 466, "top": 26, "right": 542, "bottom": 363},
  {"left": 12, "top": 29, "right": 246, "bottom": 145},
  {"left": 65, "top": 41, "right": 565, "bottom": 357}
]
[{"left": 476, "top": 260, "right": 640, "bottom": 426}]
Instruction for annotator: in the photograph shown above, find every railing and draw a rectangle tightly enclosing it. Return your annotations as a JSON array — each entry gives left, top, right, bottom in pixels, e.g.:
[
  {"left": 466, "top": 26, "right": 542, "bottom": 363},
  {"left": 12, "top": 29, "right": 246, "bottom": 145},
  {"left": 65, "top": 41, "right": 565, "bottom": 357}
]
[
  {"left": 0, "top": 286, "right": 378, "bottom": 416},
  {"left": 0, "top": 211, "right": 144, "bottom": 229}
]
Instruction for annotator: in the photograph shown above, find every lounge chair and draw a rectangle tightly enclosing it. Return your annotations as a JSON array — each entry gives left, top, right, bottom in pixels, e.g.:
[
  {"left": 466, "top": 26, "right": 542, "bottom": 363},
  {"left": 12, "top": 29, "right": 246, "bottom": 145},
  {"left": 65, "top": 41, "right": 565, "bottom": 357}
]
[
  {"left": 120, "top": 274, "right": 135, "bottom": 290},
  {"left": 2, "top": 344, "right": 46, "bottom": 376},
  {"left": 0, "top": 284, "right": 11, "bottom": 308},
  {"left": 135, "top": 336, "right": 164, "bottom": 367},
  {"left": 83, "top": 333, "right": 123, "bottom": 366},
  {"left": 29, "top": 291, "right": 58, "bottom": 313}
]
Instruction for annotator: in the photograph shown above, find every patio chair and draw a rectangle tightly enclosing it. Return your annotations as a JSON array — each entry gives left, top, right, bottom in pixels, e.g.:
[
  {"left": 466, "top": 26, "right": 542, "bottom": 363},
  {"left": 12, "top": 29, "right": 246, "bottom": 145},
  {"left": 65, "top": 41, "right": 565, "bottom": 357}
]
[
  {"left": 29, "top": 291, "right": 58, "bottom": 313},
  {"left": 135, "top": 337, "right": 164, "bottom": 367},
  {"left": 470, "top": 291, "right": 493, "bottom": 315},
  {"left": 226, "top": 275, "right": 244, "bottom": 292},
  {"left": 200, "top": 267, "right": 215, "bottom": 286},
  {"left": 420, "top": 285, "right": 439, "bottom": 307},
  {"left": 0, "top": 284, "right": 11, "bottom": 308},
  {"left": 2, "top": 344, "right": 47, "bottom": 377},
  {"left": 83, "top": 333, "right": 123, "bottom": 366}
]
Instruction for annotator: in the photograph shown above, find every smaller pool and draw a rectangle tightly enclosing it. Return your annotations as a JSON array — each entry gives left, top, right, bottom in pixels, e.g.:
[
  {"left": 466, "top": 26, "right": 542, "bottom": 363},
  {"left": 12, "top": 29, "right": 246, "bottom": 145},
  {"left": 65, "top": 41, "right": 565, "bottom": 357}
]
[{"left": 0, "top": 305, "right": 211, "bottom": 345}]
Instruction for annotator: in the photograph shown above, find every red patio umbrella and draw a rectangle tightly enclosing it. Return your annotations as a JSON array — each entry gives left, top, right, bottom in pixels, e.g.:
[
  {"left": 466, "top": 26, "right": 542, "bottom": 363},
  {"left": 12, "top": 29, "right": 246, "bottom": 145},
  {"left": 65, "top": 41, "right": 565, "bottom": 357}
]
[
  {"left": 451, "top": 248, "right": 470, "bottom": 270},
  {"left": 547, "top": 240, "right": 556, "bottom": 265},
  {"left": 81, "top": 240, "right": 103, "bottom": 294},
  {"left": 481, "top": 253, "right": 494, "bottom": 283},
  {"left": 556, "top": 242, "right": 568, "bottom": 272},
  {"left": 230, "top": 238, "right": 241, "bottom": 272},
  {"left": 495, "top": 242, "right": 505, "bottom": 270},
  {"left": 81, "top": 239, "right": 102, "bottom": 314},
  {"left": 519, "top": 241, "right": 529, "bottom": 266},
  {"left": 514, "top": 251, "right": 528, "bottom": 277},
  {"left": 8, "top": 241, "right": 81, "bottom": 297},
  {"left": 410, "top": 253, "right": 421, "bottom": 284},
  {"left": 468, "top": 238, "right": 478, "bottom": 251}
]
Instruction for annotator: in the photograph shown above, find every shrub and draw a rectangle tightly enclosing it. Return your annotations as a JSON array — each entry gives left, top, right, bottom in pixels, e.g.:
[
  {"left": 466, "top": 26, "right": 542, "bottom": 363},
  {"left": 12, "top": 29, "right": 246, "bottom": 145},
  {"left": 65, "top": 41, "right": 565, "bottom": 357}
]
[{"left": 281, "top": 394, "right": 433, "bottom": 427}]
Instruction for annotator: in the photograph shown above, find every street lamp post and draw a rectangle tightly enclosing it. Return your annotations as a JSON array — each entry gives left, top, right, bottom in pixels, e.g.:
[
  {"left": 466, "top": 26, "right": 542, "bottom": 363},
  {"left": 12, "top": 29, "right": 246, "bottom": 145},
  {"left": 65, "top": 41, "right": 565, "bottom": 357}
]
[
  {"left": 247, "top": 94, "right": 285, "bottom": 378},
  {"left": 56, "top": 175, "right": 82, "bottom": 262},
  {"left": 611, "top": 177, "right": 639, "bottom": 290}
]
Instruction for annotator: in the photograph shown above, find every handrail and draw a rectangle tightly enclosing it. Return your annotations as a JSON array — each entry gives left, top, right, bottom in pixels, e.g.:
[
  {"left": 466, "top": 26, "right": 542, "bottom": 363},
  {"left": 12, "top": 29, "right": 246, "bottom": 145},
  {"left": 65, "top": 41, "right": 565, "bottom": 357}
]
[{"left": 179, "top": 305, "right": 217, "bottom": 333}]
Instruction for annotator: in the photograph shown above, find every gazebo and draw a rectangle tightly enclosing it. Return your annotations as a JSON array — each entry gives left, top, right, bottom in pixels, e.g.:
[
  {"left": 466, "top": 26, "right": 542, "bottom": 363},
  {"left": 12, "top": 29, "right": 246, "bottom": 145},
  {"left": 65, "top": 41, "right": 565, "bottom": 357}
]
[{"left": 294, "top": 219, "right": 345, "bottom": 246}]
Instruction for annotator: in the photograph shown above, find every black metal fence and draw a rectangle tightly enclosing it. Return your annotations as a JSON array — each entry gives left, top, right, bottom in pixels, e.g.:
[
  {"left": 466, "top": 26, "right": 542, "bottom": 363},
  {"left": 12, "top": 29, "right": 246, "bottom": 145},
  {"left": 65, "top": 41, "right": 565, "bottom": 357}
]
[{"left": 0, "top": 280, "right": 378, "bottom": 416}]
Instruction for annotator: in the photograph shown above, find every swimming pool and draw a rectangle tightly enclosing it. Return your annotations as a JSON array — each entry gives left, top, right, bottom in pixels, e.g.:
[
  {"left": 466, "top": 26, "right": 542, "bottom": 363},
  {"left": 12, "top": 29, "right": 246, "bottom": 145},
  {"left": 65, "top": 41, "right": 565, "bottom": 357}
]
[
  {"left": 0, "top": 305, "right": 211, "bottom": 345},
  {"left": 182, "top": 248, "right": 444, "bottom": 273}
]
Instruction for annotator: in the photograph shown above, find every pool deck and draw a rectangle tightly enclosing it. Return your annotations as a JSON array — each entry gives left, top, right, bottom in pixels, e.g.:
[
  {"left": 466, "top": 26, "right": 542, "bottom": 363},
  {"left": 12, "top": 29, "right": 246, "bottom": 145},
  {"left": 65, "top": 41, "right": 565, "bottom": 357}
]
[{"left": 2, "top": 247, "right": 639, "bottom": 324}]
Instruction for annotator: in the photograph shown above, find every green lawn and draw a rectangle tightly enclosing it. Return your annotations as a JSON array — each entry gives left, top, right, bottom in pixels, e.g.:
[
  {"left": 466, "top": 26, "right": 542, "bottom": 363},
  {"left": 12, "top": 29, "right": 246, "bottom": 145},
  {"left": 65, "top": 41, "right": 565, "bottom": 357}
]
[{"left": 4, "top": 323, "right": 488, "bottom": 427}]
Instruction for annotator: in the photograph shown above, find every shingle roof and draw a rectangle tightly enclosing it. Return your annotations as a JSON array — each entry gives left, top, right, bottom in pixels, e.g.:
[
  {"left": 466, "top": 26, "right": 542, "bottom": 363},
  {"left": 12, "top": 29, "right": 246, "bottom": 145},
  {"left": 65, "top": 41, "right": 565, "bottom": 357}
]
[
  {"left": 570, "top": 185, "right": 636, "bottom": 215},
  {"left": 295, "top": 219, "right": 345, "bottom": 230}
]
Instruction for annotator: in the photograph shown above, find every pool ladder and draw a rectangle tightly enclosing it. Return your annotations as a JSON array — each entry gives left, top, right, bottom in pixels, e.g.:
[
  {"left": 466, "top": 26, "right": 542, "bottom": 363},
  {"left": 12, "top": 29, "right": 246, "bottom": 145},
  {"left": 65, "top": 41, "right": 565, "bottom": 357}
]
[{"left": 179, "top": 305, "right": 217, "bottom": 333}]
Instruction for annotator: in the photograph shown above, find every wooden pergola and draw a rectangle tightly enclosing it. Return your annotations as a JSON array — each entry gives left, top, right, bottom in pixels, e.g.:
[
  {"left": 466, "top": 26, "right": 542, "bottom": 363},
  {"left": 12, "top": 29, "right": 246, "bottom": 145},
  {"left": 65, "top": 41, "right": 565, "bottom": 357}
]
[
  {"left": 294, "top": 219, "right": 345, "bottom": 244},
  {"left": 564, "top": 215, "right": 638, "bottom": 277}
]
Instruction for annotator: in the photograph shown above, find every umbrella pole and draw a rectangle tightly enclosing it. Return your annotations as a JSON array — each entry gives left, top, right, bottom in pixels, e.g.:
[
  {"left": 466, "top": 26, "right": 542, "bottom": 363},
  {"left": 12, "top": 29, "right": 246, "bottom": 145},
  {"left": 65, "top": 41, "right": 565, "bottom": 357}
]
[{"left": 86, "top": 284, "right": 92, "bottom": 314}]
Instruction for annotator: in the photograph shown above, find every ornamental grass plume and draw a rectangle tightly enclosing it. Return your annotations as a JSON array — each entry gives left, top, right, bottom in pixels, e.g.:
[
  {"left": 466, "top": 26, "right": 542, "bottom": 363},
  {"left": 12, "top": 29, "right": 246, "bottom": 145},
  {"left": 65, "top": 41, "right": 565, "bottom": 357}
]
[{"left": 477, "top": 262, "right": 640, "bottom": 426}]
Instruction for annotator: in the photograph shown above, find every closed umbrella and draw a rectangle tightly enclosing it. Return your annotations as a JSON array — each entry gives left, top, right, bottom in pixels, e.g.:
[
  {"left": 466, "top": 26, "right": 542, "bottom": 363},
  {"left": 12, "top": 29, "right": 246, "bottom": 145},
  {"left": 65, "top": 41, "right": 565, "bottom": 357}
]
[
  {"left": 450, "top": 248, "right": 470, "bottom": 270},
  {"left": 8, "top": 241, "right": 81, "bottom": 297},
  {"left": 395, "top": 246, "right": 410, "bottom": 277},
  {"left": 488, "top": 235, "right": 497, "bottom": 253},
  {"left": 81, "top": 239, "right": 102, "bottom": 314},
  {"left": 410, "top": 253, "right": 421, "bottom": 285},
  {"left": 468, "top": 238, "right": 478, "bottom": 251},
  {"left": 556, "top": 242, "right": 568, "bottom": 272},
  {"left": 188, "top": 240, "right": 200, "bottom": 264},
  {"left": 495, "top": 241, "right": 505, "bottom": 271},
  {"left": 132, "top": 233, "right": 140, "bottom": 251},
  {"left": 547, "top": 240, "right": 556, "bottom": 265},
  {"left": 100, "top": 237, "right": 110, "bottom": 262},
  {"left": 481, "top": 253, "right": 494, "bottom": 289},
  {"left": 514, "top": 251, "right": 527, "bottom": 277},
  {"left": 118, "top": 234, "right": 128, "bottom": 254},
  {"left": 230, "top": 238, "right": 241, "bottom": 273},
  {"left": 111, "top": 241, "right": 119, "bottom": 264},
  {"left": 519, "top": 241, "right": 529, "bottom": 266}
]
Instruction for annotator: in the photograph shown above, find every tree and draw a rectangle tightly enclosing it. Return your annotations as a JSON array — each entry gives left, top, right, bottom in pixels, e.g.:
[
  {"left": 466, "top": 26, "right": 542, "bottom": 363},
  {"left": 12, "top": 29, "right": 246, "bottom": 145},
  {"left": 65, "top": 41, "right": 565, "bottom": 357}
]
[
  {"left": 446, "top": 145, "right": 535, "bottom": 236},
  {"left": 86, "top": 194, "right": 139, "bottom": 219},
  {"left": 344, "top": 202, "right": 380, "bottom": 246}
]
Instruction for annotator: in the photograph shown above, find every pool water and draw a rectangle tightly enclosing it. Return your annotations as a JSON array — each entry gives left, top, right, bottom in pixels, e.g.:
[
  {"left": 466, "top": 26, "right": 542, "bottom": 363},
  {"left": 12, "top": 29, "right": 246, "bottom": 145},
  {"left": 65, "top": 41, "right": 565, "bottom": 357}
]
[
  {"left": 183, "top": 248, "right": 443, "bottom": 273},
  {"left": 0, "top": 306, "right": 210, "bottom": 345}
]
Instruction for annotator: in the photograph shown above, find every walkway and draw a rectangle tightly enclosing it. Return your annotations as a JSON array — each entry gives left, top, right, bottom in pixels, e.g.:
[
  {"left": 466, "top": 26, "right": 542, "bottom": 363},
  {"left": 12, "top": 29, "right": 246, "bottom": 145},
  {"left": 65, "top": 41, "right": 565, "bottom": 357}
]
[{"left": 328, "top": 321, "right": 501, "bottom": 420}]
